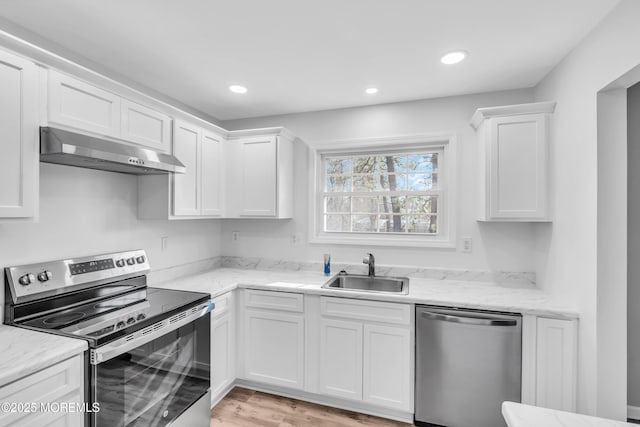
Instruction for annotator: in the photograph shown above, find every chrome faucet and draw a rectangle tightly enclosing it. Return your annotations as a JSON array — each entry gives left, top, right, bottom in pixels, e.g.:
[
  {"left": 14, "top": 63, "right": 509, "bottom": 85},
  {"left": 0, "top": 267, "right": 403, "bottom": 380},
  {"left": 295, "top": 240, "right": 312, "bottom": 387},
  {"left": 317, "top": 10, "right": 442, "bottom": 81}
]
[{"left": 363, "top": 253, "right": 375, "bottom": 277}]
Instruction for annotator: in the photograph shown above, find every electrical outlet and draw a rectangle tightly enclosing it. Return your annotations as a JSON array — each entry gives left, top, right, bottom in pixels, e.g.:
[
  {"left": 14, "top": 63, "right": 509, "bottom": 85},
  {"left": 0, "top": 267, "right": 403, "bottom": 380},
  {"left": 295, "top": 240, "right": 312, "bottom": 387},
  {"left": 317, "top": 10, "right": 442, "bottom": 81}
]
[
  {"left": 291, "top": 232, "right": 302, "bottom": 246},
  {"left": 461, "top": 237, "right": 472, "bottom": 253},
  {"left": 161, "top": 236, "right": 169, "bottom": 252},
  {"left": 232, "top": 231, "right": 240, "bottom": 242}
]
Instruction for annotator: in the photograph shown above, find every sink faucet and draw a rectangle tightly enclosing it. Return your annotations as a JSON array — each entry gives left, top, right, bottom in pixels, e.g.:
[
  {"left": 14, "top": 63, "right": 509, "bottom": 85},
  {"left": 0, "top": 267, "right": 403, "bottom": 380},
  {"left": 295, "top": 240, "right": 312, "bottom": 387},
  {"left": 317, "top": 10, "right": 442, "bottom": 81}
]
[{"left": 363, "top": 253, "right": 375, "bottom": 277}]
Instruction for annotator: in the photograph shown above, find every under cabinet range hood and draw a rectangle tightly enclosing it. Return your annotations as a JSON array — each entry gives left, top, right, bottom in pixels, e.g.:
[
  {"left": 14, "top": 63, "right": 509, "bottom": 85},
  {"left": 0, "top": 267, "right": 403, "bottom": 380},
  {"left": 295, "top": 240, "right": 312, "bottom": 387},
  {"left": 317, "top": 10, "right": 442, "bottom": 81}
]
[{"left": 40, "top": 127, "right": 186, "bottom": 175}]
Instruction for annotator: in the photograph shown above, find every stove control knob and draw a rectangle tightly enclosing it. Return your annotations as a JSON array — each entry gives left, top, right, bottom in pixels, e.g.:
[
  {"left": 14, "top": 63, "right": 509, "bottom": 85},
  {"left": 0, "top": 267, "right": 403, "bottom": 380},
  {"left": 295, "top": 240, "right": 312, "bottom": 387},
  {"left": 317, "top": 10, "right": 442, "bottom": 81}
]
[
  {"left": 126, "top": 258, "right": 135, "bottom": 266},
  {"left": 127, "top": 317, "right": 135, "bottom": 325},
  {"left": 37, "top": 270, "right": 53, "bottom": 282},
  {"left": 136, "top": 313, "right": 146, "bottom": 321},
  {"left": 116, "top": 321, "right": 126, "bottom": 329},
  {"left": 18, "top": 274, "right": 35, "bottom": 286},
  {"left": 136, "top": 256, "right": 145, "bottom": 264},
  {"left": 116, "top": 259, "right": 126, "bottom": 268}
]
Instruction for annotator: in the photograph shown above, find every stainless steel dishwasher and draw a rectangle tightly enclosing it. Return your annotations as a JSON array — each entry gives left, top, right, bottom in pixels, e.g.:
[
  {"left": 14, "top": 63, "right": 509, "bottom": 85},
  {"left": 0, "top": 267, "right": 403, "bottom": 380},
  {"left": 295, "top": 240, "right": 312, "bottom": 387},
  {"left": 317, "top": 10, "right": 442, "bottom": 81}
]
[{"left": 415, "top": 305, "right": 522, "bottom": 427}]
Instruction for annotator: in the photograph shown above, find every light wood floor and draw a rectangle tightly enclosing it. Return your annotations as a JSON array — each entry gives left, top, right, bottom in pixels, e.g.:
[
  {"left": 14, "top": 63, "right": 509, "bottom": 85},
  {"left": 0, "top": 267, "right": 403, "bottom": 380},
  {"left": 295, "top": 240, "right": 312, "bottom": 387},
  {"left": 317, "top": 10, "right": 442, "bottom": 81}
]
[{"left": 210, "top": 387, "right": 414, "bottom": 427}]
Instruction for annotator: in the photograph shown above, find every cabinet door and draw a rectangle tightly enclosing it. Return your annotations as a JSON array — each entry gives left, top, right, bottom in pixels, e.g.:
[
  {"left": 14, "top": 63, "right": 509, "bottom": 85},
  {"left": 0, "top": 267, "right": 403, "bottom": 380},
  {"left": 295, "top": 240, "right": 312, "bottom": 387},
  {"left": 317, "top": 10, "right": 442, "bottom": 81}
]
[
  {"left": 319, "top": 318, "right": 363, "bottom": 400},
  {"left": 172, "top": 120, "right": 200, "bottom": 216},
  {"left": 535, "top": 317, "right": 577, "bottom": 411},
  {"left": 212, "top": 312, "right": 234, "bottom": 398},
  {"left": 0, "top": 49, "right": 37, "bottom": 218},
  {"left": 201, "top": 131, "right": 224, "bottom": 216},
  {"left": 238, "top": 136, "right": 277, "bottom": 217},
  {"left": 489, "top": 114, "right": 548, "bottom": 219},
  {"left": 363, "top": 324, "right": 411, "bottom": 410},
  {"left": 48, "top": 70, "right": 121, "bottom": 138},
  {"left": 244, "top": 309, "right": 304, "bottom": 389},
  {"left": 121, "top": 99, "right": 171, "bottom": 151}
]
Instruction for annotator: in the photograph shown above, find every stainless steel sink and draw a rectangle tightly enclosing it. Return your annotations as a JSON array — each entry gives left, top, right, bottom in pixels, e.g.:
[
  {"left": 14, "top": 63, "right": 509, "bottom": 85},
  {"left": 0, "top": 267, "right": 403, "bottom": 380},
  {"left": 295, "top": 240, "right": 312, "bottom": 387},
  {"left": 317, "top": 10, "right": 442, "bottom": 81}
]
[{"left": 322, "top": 273, "right": 409, "bottom": 294}]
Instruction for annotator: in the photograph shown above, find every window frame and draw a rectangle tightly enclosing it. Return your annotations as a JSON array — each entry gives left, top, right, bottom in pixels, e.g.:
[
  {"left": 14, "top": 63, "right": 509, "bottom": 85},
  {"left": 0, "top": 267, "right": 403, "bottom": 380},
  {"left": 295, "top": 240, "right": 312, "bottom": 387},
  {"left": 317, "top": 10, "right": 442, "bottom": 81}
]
[{"left": 308, "top": 133, "right": 457, "bottom": 248}]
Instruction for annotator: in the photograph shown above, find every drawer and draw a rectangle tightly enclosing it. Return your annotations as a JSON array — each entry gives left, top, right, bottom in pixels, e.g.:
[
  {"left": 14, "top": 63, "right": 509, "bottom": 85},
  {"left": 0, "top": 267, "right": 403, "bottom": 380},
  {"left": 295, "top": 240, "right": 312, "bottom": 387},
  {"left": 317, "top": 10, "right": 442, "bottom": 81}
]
[
  {"left": 320, "top": 297, "right": 410, "bottom": 325},
  {"left": 244, "top": 289, "right": 304, "bottom": 312},
  {"left": 212, "top": 291, "right": 234, "bottom": 318},
  {"left": 0, "top": 354, "right": 84, "bottom": 426}
]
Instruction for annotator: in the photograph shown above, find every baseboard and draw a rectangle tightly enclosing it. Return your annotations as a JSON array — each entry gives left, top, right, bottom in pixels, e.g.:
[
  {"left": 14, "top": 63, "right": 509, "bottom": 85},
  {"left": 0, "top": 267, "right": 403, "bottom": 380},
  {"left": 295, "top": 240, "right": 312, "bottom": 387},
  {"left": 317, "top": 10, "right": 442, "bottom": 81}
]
[
  {"left": 235, "top": 379, "right": 414, "bottom": 423},
  {"left": 628, "top": 405, "right": 640, "bottom": 421},
  {"left": 210, "top": 380, "right": 237, "bottom": 408}
]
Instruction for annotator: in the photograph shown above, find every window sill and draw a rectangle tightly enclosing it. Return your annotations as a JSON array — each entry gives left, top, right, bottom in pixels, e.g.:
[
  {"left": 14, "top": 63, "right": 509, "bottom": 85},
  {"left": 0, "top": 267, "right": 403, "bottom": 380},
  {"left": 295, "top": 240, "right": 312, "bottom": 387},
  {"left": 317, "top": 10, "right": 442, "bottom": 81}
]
[{"left": 309, "top": 233, "right": 456, "bottom": 248}]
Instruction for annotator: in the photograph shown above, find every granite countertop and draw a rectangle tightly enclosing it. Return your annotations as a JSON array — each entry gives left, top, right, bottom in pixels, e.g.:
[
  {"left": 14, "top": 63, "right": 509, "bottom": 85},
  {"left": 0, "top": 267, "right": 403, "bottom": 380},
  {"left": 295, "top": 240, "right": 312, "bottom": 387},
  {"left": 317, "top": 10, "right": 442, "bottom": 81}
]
[
  {"left": 502, "top": 402, "right": 634, "bottom": 427},
  {"left": 152, "top": 267, "right": 579, "bottom": 318},
  {"left": 0, "top": 325, "right": 87, "bottom": 387}
]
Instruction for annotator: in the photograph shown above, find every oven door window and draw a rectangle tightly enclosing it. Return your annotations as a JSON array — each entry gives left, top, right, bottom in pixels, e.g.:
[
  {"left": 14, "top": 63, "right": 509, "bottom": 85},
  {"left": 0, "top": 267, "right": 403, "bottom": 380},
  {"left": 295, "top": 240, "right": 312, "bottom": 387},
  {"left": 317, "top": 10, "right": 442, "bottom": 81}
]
[{"left": 93, "top": 313, "right": 210, "bottom": 427}]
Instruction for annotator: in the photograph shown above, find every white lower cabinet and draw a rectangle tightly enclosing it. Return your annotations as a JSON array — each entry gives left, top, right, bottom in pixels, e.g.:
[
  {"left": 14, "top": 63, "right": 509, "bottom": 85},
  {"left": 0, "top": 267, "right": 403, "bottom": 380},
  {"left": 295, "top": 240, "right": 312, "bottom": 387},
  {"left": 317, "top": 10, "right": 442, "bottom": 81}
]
[
  {"left": 211, "top": 292, "right": 236, "bottom": 404},
  {"left": 0, "top": 354, "right": 84, "bottom": 427},
  {"left": 240, "top": 290, "right": 305, "bottom": 390},
  {"left": 317, "top": 297, "right": 413, "bottom": 412},
  {"left": 319, "top": 318, "right": 363, "bottom": 400}
]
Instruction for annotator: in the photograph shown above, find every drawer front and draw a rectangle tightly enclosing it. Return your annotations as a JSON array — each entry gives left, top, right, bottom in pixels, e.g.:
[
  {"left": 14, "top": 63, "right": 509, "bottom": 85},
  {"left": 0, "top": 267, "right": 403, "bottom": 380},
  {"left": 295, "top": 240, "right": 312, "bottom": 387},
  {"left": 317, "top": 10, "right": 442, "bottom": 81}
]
[
  {"left": 244, "top": 289, "right": 304, "bottom": 312},
  {"left": 0, "top": 354, "right": 84, "bottom": 426},
  {"left": 320, "top": 297, "right": 410, "bottom": 325},
  {"left": 212, "top": 291, "right": 234, "bottom": 318}
]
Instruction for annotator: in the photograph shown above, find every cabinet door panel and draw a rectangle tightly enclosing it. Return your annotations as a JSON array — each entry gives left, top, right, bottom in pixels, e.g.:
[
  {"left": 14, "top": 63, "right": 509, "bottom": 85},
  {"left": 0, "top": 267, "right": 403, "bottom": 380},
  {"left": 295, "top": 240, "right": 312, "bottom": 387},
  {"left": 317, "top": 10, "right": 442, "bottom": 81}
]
[
  {"left": 0, "top": 50, "right": 37, "bottom": 218},
  {"left": 121, "top": 99, "right": 171, "bottom": 151},
  {"left": 490, "top": 114, "right": 547, "bottom": 219},
  {"left": 244, "top": 310, "right": 304, "bottom": 389},
  {"left": 319, "top": 318, "right": 363, "bottom": 400},
  {"left": 172, "top": 121, "right": 200, "bottom": 216},
  {"left": 48, "top": 70, "right": 120, "bottom": 137},
  {"left": 201, "top": 131, "right": 223, "bottom": 216},
  {"left": 239, "top": 137, "right": 277, "bottom": 216},
  {"left": 535, "top": 317, "right": 577, "bottom": 411},
  {"left": 212, "top": 313, "right": 232, "bottom": 396},
  {"left": 363, "top": 324, "right": 411, "bottom": 410}
]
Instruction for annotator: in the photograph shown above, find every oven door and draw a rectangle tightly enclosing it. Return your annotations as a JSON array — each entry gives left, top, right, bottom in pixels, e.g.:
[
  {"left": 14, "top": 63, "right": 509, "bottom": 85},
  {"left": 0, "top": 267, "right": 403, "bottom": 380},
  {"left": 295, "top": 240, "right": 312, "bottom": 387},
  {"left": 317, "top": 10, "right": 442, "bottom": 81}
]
[{"left": 90, "top": 302, "right": 211, "bottom": 427}]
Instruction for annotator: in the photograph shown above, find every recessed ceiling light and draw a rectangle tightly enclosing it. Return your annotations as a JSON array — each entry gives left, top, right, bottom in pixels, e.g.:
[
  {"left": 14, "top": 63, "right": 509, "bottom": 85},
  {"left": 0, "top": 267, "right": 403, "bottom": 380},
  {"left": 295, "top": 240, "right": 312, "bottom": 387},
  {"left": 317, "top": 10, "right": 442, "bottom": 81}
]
[
  {"left": 440, "top": 51, "right": 467, "bottom": 65},
  {"left": 229, "top": 85, "right": 247, "bottom": 94},
  {"left": 365, "top": 87, "right": 378, "bottom": 94}
]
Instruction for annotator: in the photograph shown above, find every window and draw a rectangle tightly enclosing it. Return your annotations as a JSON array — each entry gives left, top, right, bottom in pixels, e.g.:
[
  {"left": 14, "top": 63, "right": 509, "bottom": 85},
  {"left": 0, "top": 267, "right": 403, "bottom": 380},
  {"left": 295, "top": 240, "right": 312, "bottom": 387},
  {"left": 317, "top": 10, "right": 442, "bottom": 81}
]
[{"left": 310, "top": 135, "right": 456, "bottom": 247}]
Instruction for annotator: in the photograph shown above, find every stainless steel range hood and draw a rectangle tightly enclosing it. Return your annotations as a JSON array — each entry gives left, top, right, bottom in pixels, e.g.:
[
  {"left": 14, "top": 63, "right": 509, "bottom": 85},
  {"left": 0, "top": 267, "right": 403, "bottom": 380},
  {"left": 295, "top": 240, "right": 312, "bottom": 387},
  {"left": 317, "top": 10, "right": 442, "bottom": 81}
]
[{"left": 40, "top": 127, "right": 186, "bottom": 175}]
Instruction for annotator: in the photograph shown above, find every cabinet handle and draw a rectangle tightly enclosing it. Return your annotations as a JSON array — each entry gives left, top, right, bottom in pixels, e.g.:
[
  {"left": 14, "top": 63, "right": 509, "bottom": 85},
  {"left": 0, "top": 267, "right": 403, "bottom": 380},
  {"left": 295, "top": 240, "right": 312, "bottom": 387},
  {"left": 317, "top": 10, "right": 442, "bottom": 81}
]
[{"left": 420, "top": 311, "right": 518, "bottom": 327}]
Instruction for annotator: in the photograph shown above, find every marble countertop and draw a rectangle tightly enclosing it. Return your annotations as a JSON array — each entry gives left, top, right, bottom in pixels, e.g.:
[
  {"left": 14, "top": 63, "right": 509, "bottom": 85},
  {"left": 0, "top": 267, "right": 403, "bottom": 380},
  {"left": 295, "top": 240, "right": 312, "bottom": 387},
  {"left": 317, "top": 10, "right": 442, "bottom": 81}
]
[
  {"left": 502, "top": 402, "right": 634, "bottom": 427},
  {"left": 153, "top": 267, "right": 579, "bottom": 318},
  {"left": 0, "top": 325, "right": 87, "bottom": 387}
]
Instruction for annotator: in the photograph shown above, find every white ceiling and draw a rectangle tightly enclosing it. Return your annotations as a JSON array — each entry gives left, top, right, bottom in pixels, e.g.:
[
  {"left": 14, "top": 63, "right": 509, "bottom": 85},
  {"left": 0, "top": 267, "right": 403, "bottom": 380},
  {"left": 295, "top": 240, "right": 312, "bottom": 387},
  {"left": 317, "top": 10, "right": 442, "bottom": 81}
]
[{"left": 0, "top": 0, "right": 621, "bottom": 121}]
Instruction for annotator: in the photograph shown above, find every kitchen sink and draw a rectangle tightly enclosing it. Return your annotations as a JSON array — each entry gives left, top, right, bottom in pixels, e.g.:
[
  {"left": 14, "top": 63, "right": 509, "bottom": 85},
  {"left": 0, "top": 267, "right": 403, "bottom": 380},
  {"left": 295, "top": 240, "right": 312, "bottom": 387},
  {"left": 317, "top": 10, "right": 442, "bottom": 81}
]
[{"left": 322, "top": 273, "right": 409, "bottom": 294}]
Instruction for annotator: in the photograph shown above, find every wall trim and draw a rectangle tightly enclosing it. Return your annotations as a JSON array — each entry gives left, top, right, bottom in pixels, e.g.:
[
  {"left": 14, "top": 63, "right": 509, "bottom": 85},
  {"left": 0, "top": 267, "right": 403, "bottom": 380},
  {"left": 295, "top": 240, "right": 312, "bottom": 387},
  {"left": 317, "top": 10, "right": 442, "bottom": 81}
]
[{"left": 628, "top": 405, "right": 640, "bottom": 421}]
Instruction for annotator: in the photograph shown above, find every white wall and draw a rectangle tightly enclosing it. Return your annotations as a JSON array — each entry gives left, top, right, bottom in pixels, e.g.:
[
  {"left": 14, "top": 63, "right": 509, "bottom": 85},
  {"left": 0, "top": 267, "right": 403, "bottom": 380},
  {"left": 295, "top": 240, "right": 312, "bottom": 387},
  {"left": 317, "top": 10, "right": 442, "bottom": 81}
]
[
  {"left": 534, "top": 0, "right": 640, "bottom": 417},
  {"left": 221, "top": 89, "right": 540, "bottom": 272},
  {"left": 0, "top": 163, "right": 222, "bottom": 314}
]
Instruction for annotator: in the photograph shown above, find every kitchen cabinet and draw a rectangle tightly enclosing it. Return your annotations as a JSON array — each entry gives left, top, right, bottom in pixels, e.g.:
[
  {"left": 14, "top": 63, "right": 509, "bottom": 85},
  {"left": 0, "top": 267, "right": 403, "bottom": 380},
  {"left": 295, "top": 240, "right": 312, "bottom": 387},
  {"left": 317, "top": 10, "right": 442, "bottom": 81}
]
[
  {"left": 317, "top": 297, "right": 412, "bottom": 412},
  {"left": 137, "top": 121, "right": 225, "bottom": 219},
  {"left": 0, "top": 354, "right": 84, "bottom": 427},
  {"left": 211, "top": 291, "right": 236, "bottom": 405},
  {"left": 0, "top": 48, "right": 38, "bottom": 218},
  {"left": 471, "top": 101, "right": 556, "bottom": 221},
  {"left": 225, "top": 129, "right": 294, "bottom": 218},
  {"left": 239, "top": 290, "right": 305, "bottom": 390},
  {"left": 319, "top": 318, "right": 363, "bottom": 400},
  {"left": 47, "top": 69, "right": 172, "bottom": 152}
]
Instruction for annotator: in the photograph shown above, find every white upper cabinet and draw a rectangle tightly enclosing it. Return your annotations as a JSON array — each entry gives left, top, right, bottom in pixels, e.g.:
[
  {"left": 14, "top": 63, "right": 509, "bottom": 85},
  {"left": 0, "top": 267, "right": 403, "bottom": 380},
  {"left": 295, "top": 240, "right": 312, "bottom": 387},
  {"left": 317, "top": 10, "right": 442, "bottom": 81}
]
[
  {"left": 173, "top": 120, "right": 201, "bottom": 216},
  {"left": 48, "top": 70, "right": 121, "bottom": 138},
  {"left": 138, "top": 121, "right": 226, "bottom": 219},
  {"left": 471, "top": 101, "right": 556, "bottom": 221},
  {"left": 225, "top": 129, "right": 294, "bottom": 219},
  {"left": 121, "top": 99, "right": 171, "bottom": 151},
  {"left": 47, "top": 70, "right": 172, "bottom": 152},
  {"left": 0, "top": 49, "right": 38, "bottom": 218}
]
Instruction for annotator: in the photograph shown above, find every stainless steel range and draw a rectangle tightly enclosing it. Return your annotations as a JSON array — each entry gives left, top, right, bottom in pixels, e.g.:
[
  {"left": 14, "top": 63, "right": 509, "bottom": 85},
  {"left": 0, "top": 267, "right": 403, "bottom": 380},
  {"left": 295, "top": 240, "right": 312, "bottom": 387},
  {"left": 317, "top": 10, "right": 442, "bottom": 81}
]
[{"left": 4, "top": 250, "right": 213, "bottom": 427}]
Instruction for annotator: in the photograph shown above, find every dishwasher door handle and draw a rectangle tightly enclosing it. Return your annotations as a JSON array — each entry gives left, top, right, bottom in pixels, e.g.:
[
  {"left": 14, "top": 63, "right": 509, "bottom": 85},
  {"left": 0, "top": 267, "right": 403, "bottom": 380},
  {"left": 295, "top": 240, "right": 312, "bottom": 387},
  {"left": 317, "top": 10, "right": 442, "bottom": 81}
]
[{"left": 420, "top": 310, "right": 518, "bottom": 326}]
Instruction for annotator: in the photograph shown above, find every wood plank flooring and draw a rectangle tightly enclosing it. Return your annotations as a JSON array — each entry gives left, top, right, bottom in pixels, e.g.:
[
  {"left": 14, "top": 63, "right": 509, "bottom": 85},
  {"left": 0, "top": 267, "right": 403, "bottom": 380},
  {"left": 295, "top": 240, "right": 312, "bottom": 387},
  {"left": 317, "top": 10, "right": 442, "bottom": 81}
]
[{"left": 210, "top": 387, "right": 414, "bottom": 427}]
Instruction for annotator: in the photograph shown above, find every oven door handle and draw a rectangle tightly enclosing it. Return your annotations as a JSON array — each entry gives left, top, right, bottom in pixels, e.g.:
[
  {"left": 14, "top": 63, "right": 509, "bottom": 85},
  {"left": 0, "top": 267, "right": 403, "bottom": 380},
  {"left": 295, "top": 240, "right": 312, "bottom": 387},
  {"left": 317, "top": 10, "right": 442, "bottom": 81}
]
[{"left": 90, "top": 299, "right": 214, "bottom": 365}]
